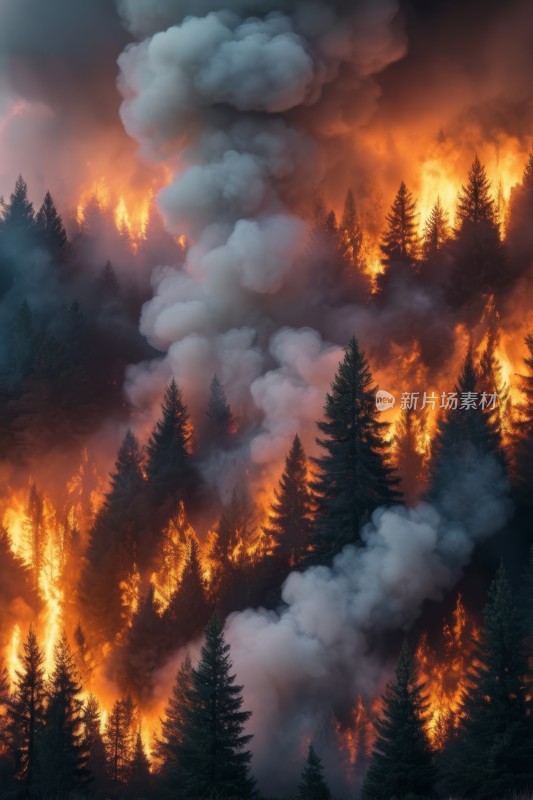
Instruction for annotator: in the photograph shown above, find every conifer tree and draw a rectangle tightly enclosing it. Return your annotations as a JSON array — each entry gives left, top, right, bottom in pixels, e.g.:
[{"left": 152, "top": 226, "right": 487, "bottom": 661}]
[
  {"left": 264, "top": 434, "right": 313, "bottom": 574},
  {"left": 97, "top": 260, "right": 121, "bottom": 302},
  {"left": 422, "top": 198, "right": 449, "bottom": 262},
  {"left": 378, "top": 181, "right": 420, "bottom": 294},
  {"left": 104, "top": 696, "right": 136, "bottom": 786},
  {"left": 179, "top": 616, "right": 255, "bottom": 798},
  {"left": 127, "top": 731, "right": 152, "bottom": 798},
  {"left": 340, "top": 189, "right": 364, "bottom": 269},
  {"left": 310, "top": 337, "right": 400, "bottom": 563},
  {"left": 36, "top": 191, "right": 67, "bottom": 255},
  {"left": 38, "top": 634, "right": 91, "bottom": 795},
  {"left": 456, "top": 156, "right": 498, "bottom": 228},
  {"left": 7, "top": 626, "right": 46, "bottom": 789},
  {"left": 514, "top": 332, "right": 533, "bottom": 509},
  {"left": 83, "top": 695, "right": 108, "bottom": 792},
  {"left": 146, "top": 379, "right": 196, "bottom": 508},
  {"left": 507, "top": 151, "right": 533, "bottom": 273},
  {"left": 119, "top": 583, "right": 164, "bottom": 703},
  {"left": 79, "top": 429, "right": 146, "bottom": 642},
  {"left": 155, "top": 653, "right": 193, "bottom": 795},
  {"left": 0, "top": 660, "right": 9, "bottom": 788},
  {"left": 1, "top": 175, "right": 35, "bottom": 231},
  {"left": 298, "top": 744, "right": 331, "bottom": 800},
  {"left": 164, "top": 538, "right": 210, "bottom": 652},
  {"left": 427, "top": 346, "right": 503, "bottom": 501},
  {"left": 447, "top": 565, "right": 533, "bottom": 797},
  {"left": 362, "top": 641, "right": 436, "bottom": 800},
  {"left": 449, "top": 157, "right": 507, "bottom": 305},
  {"left": 206, "top": 374, "right": 236, "bottom": 447}
]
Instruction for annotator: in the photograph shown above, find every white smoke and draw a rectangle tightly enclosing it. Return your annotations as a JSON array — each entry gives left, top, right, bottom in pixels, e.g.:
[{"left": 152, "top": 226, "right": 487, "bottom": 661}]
[
  {"left": 117, "top": 0, "right": 406, "bottom": 489},
  {"left": 223, "top": 454, "right": 512, "bottom": 795}
]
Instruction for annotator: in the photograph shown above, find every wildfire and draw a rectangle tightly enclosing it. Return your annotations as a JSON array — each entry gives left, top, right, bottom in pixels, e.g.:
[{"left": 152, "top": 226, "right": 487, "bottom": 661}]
[
  {"left": 76, "top": 178, "right": 152, "bottom": 247},
  {"left": 417, "top": 595, "right": 478, "bottom": 750}
]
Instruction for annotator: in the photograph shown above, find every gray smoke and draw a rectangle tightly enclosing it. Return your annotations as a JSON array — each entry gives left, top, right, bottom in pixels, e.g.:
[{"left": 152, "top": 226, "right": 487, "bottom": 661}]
[{"left": 222, "top": 455, "right": 511, "bottom": 795}]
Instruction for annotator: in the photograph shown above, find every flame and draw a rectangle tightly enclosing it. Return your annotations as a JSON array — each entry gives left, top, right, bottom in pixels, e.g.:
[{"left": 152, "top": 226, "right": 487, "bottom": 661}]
[
  {"left": 417, "top": 595, "right": 478, "bottom": 750},
  {"left": 76, "top": 178, "right": 152, "bottom": 247}
]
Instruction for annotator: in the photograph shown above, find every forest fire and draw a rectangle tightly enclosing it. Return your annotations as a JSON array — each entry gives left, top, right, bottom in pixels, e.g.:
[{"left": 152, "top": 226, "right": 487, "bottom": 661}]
[{"left": 0, "top": 0, "right": 533, "bottom": 798}]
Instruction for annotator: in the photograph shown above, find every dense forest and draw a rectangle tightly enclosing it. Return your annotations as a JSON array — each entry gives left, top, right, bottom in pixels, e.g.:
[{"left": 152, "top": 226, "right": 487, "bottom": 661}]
[{"left": 0, "top": 151, "right": 532, "bottom": 799}]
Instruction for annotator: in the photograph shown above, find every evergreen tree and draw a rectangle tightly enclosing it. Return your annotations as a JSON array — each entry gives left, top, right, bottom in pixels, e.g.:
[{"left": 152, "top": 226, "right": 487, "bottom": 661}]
[
  {"left": 264, "top": 434, "right": 313, "bottom": 574},
  {"left": 119, "top": 583, "right": 164, "bottom": 703},
  {"left": 83, "top": 695, "right": 108, "bottom": 793},
  {"left": 514, "top": 332, "right": 533, "bottom": 509},
  {"left": 507, "top": 151, "right": 533, "bottom": 274},
  {"left": 38, "top": 634, "right": 91, "bottom": 796},
  {"left": 298, "top": 744, "right": 330, "bottom": 800},
  {"left": 456, "top": 156, "right": 498, "bottom": 228},
  {"left": 377, "top": 182, "right": 419, "bottom": 298},
  {"left": 339, "top": 189, "right": 364, "bottom": 270},
  {"left": 1, "top": 174, "right": 35, "bottom": 231},
  {"left": 164, "top": 538, "right": 210, "bottom": 652},
  {"left": 427, "top": 346, "right": 503, "bottom": 501},
  {"left": 362, "top": 641, "right": 436, "bottom": 800},
  {"left": 447, "top": 565, "right": 533, "bottom": 798},
  {"left": 7, "top": 626, "right": 46, "bottom": 789},
  {"left": 449, "top": 157, "right": 507, "bottom": 307},
  {"left": 104, "top": 696, "right": 136, "bottom": 786},
  {"left": 0, "top": 659, "right": 10, "bottom": 789},
  {"left": 145, "top": 379, "right": 196, "bottom": 509},
  {"left": 36, "top": 191, "right": 67, "bottom": 255},
  {"left": 155, "top": 653, "right": 193, "bottom": 795},
  {"left": 79, "top": 429, "right": 146, "bottom": 642},
  {"left": 422, "top": 198, "right": 449, "bottom": 262},
  {"left": 206, "top": 374, "right": 236, "bottom": 447},
  {"left": 310, "top": 337, "right": 400, "bottom": 563},
  {"left": 127, "top": 731, "right": 152, "bottom": 798},
  {"left": 180, "top": 615, "right": 255, "bottom": 798},
  {"left": 97, "top": 260, "right": 121, "bottom": 302}
]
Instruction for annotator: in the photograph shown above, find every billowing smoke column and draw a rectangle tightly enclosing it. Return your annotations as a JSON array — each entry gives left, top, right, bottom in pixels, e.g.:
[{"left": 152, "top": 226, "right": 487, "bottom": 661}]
[
  {"left": 117, "top": 0, "right": 406, "bottom": 491},
  {"left": 224, "top": 454, "right": 511, "bottom": 794}
]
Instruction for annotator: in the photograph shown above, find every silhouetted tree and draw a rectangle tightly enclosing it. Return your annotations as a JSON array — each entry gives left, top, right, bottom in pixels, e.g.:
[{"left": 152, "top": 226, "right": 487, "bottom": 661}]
[
  {"left": 264, "top": 434, "right": 313, "bottom": 574},
  {"left": 514, "top": 332, "right": 533, "bottom": 510},
  {"left": 83, "top": 695, "right": 108, "bottom": 794},
  {"left": 362, "top": 641, "right": 436, "bottom": 800},
  {"left": 422, "top": 198, "right": 449, "bottom": 262},
  {"left": 377, "top": 182, "right": 419, "bottom": 298},
  {"left": 310, "top": 337, "right": 400, "bottom": 563},
  {"left": 180, "top": 616, "right": 255, "bottom": 798},
  {"left": 205, "top": 374, "right": 236, "bottom": 448},
  {"left": 447, "top": 565, "right": 533, "bottom": 797},
  {"left": 164, "top": 539, "right": 210, "bottom": 652},
  {"left": 104, "top": 696, "right": 136, "bottom": 786},
  {"left": 36, "top": 191, "right": 67, "bottom": 256},
  {"left": 393, "top": 408, "right": 427, "bottom": 506},
  {"left": 340, "top": 189, "right": 364, "bottom": 270},
  {"left": 127, "top": 731, "right": 152, "bottom": 798},
  {"left": 1, "top": 175, "right": 35, "bottom": 232},
  {"left": 155, "top": 653, "right": 193, "bottom": 796},
  {"left": 298, "top": 744, "right": 331, "bottom": 800},
  {"left": 38, "top": 634, "right": 91, "bottom": 795}
]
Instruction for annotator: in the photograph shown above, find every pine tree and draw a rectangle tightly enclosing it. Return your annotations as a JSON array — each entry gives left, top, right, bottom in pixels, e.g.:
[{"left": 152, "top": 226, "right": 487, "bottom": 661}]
[
  {"left": 1, "top": 174, "right": 35, "bottom": 231},
  {"left": 310, "top": 337, "right": 400, "bottom": 563},
  {"left": 36, "top": 191, "right": 67, "bottom": 255},
  {"left": 83, "top": 695, "right": 108, "bottom": 792},
  {"left": 104, "top": 696, "right": 136, "bottom": 786},
  {"left": 79, "top": 429, "right": 146, "bottom": 642},
  {"left": 264, "top": 434, "right": 313, "bottom": 574},
  {"left": 7, "top": 626, "right": 46, "bottom": 789},
  {"left": 447, "top": 565, "right": 533, "bottom": 798},
  {"left": 119, "top": 583, "right": 164, "bottom": 703},
  {"left": 362, "top": 641, "right": 436, "bottom": 800},
  {"left": 180, "top": 615, "right": 255, "bottom": 798},
  {"left": 514, "top": 332, "right": 533, "bottom": 509},
  {"left": 427, "top": 346, "right": 503, "bottom": 501},
  {"left": 340, "top": 189, "right": 364, "bottom": 269},
  {"left": 507, "top": 151, "right": 533, "bottom": 274},
  {"left": 97, "top": 260, "right": 121, "bottom": 302},
  {"left": 422, "top": 198, "right": 449, "bottom": 262},
  {"left": 155, "top": 653, "right": 193, "bottom": 795},
  {"left": 378, "top": 181, "right": 419, "bottom": 290},
  {"left": 163, "top": 538, "right": 210, "bottom": 652},
  {"left": 38, "top": 634, "right": 91, "bottom": 795},
  {"left": 449, "top": 157, "right": 507, "bottom": 306},
  {"left": 456, "top": 156, "right": 498, "bottom": 228},
  {"left": 206, "top": 374, "right": 236, "bottom": 447},
  {"left": 127, "top": 730, "right": 152, "bottom": 798},
  {"left": 298, "top": 744, "right": 331, "bottom": 800},
  {"left": 146, "top": 379, "right": 196, "bottom": 508}
]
